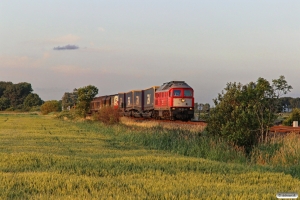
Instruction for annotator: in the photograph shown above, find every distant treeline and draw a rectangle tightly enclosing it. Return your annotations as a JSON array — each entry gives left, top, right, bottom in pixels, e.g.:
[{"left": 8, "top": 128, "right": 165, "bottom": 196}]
[
  {"left": 278, "top": 97, "right": 300, "bottom": 111},
  {"left": 195, "top": 97, "right": 299, "bottom": 114},
  {"left": 0, "top": 81, "right": 43, "bottom": 111}
]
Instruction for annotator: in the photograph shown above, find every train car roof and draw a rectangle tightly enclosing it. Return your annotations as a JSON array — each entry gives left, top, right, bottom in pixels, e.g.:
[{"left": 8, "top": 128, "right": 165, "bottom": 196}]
[
  {"left": 143, "top": 86, "right": 160, "bottom": 90},
  {"left": 125, "top": 89, "right": 142, "bottom": 93},
  {"left": 156, "top": 81, "right": 192, "bottom": 92}
]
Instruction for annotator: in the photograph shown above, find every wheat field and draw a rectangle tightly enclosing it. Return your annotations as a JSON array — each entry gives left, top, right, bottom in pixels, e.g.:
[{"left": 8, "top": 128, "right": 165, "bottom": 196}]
[{"left": 0, "top": 113, "right": 299, "bottom": 199}]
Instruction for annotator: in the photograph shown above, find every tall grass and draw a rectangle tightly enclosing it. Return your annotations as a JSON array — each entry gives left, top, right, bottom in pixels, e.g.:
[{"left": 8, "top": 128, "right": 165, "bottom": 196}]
[
  {"left": 94, "top": 107, "right": 120, "bottom": 125},
  {"left": 120, "top": 126, "right": 247, "bottom": 164},
  {"left": 251, "top": 133, "right": 300, "bottom": 166},
  {"left": 1, "top": 113, "right": 300, "bottom": 199},
  {"left": 117, "top": 118, "right": 300, "bottom": 178}
]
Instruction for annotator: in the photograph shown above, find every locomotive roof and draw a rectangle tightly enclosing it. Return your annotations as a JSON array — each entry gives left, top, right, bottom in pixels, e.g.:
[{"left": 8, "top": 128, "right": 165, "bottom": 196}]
[{"left": 156, "top": 81, "right": 192, "bottom": 92}]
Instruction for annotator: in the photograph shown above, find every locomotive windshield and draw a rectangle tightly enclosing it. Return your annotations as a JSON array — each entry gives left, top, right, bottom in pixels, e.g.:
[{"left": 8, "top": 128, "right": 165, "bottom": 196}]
[
  {"left": 184, "top": 90, "right": 192, "bottom": 97},
  {"left": 173, "top": 90, "right": 181, "bottom": 96}
]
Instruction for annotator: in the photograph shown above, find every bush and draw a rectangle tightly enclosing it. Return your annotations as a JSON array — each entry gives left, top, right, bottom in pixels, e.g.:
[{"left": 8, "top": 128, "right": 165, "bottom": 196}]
[
  {"left": 96, "top": 107, "right": 120, "bottom": 125},
  {"left": 29, "top": 106, "right": 41, "bottom": 112},
  {"left": 5, "top": 107, "right": 14, "bottom": 111},
  {"left": 283, "top": 108, "right": 300, "bottom": 126},
  {"left": 55, "top": 110, "right": 79, "bottom": 120},
  {"left": 40, "top": 100, "right": 60, "bottom": 115},
  {"left": 206, "top": 76, "right": 292, "bottom": 150}
]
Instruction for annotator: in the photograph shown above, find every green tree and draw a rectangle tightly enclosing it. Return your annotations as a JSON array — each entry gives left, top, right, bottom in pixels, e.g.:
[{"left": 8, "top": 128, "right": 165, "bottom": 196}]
[
  {"left": 203, "top": 103, "right": 210, "bottom": 112},
  {"left": 283, "top": 108, "right": 300, "bottom": 126},
  {"left": 0, "top": 81, "right": 13, "bottom": 97},
  {"left": 289, "top": 98, "right": 300, "bottom": 109},
  {"left": 3, "top": 82, "right": 33, "bottom": 108},
  {"left": 40, "top": 100, "right": 60, "bottom": 115},
  {"left": 61, "top": 89, "right": 78, "bottom": 110},
  {"left": 206, "top": 76, "right": 292, "bottom": 149},
  {"left": 23, "top": 93, "right": 43, "bottom": 108},
  {"left": 76, "top": 85, "right": 98, "bottom": 117},
  {"left": 0, "top": 97, "right": 10, "bottom": 111}
]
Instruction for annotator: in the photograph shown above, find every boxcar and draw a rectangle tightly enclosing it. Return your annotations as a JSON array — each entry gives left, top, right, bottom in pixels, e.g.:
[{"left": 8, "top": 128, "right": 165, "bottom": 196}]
[
  {"left": 142, "top": 86, "right": 159, "bottom": 118},
  {"left": 118, "top": 92, "right": 126, "bottom": 114},
  {"left": 125, "top": 90, "right": 142, "bottom": 116}
]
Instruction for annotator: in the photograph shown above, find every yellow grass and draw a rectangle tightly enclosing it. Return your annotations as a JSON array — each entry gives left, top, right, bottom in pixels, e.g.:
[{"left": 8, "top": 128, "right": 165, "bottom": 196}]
[
  {"left": 0, "top": 113, "right": 299, "bottom": 199},
  {"left": 120, "top": 117, "right": 206, "bottom": 133},
  {"left": 250, "top": 132, "right": 300, "bottom": 167}
]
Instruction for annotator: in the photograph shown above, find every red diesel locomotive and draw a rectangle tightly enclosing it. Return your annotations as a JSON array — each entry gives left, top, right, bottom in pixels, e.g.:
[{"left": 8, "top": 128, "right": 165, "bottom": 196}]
[{"left": 90, "top": 81, "right": 194, "bottom": 121}]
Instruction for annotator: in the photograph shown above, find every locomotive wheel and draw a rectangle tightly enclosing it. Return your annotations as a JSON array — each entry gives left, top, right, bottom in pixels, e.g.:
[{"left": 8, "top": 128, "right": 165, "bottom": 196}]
[{"left": 153, "top": 111, "right": 159, "bottom": 119}]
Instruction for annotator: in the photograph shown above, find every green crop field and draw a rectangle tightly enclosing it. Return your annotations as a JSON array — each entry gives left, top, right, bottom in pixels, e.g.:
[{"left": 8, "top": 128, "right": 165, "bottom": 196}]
[{"left": 0, "top": 113, "right": 299, "bottom": 199}]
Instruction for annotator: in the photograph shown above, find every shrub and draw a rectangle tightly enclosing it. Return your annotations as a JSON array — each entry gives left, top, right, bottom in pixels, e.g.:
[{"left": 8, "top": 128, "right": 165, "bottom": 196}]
[
  {"left": 5, "top": 107, "right": 14, "bottom": 111},
  {"left": 29, "top": 106, "right": 41, "bottom": 112},
  {"left": 40, "top": 100, "right": 60, "bottom": 115},
  {"left": 206, "top": 76, "right": 292, "bottom": 150},
  {"left": 283, "top": 108, "right": 300, "bottom": 126},
  {"left": 55, "top": 110, "right": 79, "bottom": 120},
  {"left": 96, "top": 106, "right": 120, "bottom": 125}
]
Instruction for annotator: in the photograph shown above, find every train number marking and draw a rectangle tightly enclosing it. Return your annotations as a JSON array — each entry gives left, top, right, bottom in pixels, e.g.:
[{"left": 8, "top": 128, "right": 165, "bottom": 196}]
[
  {"left": 114, "top": 96, "right": 118, "bottom": 106},
  {"left": 147, "top": 94, "right": 151, "bottom": 105}
]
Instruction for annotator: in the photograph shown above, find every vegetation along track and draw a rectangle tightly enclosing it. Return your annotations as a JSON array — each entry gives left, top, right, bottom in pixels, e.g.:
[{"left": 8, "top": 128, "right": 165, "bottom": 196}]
[{"left": 120, "top": 117, "right": 207, "bottom": 133}]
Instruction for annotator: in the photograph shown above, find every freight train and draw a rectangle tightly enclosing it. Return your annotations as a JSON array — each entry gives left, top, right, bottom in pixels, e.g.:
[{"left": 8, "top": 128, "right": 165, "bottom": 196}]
[{"left": 90, "top": 81, "right": 194, "bottom": 121}]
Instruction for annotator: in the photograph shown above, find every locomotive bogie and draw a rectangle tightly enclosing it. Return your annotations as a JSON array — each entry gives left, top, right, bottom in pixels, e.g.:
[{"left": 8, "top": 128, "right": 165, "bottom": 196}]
[{"left": 170, "top": 107, "right": 194, "bottom": 121}]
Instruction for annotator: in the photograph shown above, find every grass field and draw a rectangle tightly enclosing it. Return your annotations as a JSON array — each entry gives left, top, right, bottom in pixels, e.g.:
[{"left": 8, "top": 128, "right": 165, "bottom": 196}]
[{"left": 0, "top": 113, "right": 299, "bottom": 199}]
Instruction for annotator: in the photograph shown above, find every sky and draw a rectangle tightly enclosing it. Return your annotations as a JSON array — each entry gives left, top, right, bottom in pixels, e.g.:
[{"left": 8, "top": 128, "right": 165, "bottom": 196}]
[{"left": 0, "top": 1, "right": 299, "bottom": 105}]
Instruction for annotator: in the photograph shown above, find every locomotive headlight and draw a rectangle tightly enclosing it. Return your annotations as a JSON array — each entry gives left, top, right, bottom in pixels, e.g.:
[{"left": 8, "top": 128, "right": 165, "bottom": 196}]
[
  {"left": 190, "top": 107, "right": 193, "bottom": 110},
  {"left": 181, "top": 99, "right": 185, "bottom": 102}
]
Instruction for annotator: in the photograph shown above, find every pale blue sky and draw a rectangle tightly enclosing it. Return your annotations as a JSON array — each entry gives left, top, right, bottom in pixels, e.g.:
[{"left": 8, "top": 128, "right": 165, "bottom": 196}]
[{"left": 1, "top": 1, "right": 299, "bottom": 104}]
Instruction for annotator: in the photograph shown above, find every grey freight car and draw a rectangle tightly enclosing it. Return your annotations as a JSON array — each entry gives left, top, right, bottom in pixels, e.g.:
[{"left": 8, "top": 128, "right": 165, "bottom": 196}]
[
  {"left": 125, "top": 90, "right": 142, "bottom": 117},
  {"left": 118, "top": 92, "right": 126, "bottom": 112},
  {"left": 142, "top": 86, "right": 159, "bottom": 118}
]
